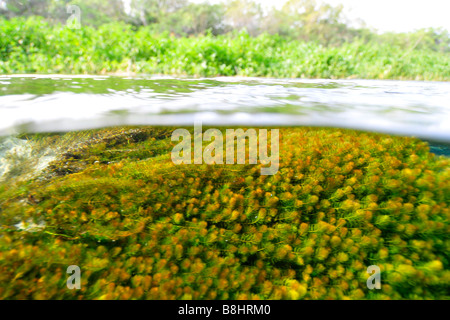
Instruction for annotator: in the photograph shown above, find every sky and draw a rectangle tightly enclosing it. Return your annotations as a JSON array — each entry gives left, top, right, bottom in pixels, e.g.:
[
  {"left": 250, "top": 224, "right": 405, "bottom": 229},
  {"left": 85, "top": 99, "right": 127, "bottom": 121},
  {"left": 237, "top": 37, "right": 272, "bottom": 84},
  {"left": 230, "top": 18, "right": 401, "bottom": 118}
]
[{"left": 194, "top": 0, "right": 450, "bottom": 33}]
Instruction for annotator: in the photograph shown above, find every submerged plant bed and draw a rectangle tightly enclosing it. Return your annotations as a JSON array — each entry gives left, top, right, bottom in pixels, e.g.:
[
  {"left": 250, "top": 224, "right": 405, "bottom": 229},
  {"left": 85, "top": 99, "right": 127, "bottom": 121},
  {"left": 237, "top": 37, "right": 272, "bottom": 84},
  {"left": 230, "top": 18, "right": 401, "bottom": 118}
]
[{"left": 0, "top": 127, "right": 448, "bottom": 300}]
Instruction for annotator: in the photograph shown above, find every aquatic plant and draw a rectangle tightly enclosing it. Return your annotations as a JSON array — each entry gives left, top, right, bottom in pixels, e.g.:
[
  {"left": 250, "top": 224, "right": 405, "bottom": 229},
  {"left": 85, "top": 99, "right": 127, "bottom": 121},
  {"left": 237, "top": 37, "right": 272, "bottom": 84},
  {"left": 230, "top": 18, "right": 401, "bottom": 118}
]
[{"left": 0, "top": 126, "right": 448, "bottom": 300}]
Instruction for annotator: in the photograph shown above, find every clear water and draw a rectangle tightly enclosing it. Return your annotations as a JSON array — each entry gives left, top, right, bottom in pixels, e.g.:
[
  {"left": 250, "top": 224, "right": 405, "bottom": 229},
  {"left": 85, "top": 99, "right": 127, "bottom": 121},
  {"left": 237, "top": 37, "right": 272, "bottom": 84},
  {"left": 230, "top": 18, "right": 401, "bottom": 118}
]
[
  {"left": 1, "top": 75, "right": 449, "bottom": 301},
  {"left": 1, "top": 75, "right": 450, "bottom": 143}
]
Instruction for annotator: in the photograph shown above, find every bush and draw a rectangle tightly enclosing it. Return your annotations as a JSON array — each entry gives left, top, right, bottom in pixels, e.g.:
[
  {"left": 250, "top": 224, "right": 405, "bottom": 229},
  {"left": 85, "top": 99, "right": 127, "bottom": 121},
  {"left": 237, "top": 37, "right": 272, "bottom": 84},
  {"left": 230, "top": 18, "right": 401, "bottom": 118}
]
[{"left": 1, "top": 17, "right": 449, "bottom": 80}]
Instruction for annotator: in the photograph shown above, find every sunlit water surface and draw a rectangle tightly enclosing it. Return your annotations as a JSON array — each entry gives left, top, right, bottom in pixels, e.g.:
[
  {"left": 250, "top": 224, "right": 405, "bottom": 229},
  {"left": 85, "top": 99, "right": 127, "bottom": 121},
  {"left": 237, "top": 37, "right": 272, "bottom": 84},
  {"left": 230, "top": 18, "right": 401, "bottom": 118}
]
[{"left": 1, "top": 75, "right": 449, "bottom": 140}]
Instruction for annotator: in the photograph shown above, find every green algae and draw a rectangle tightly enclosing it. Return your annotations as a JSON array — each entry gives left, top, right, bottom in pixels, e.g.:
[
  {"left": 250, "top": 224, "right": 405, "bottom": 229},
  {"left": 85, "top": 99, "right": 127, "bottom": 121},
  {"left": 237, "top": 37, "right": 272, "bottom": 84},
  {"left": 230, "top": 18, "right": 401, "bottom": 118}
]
[{"left": 0, "top": 126, "right": 448, "bottom": 300}]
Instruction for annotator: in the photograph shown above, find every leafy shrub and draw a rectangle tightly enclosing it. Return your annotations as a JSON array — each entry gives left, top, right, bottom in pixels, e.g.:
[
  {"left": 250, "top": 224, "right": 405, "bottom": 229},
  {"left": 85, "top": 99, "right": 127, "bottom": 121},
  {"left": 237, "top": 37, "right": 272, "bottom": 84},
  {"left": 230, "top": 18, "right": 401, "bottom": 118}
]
[{"left": 1, "top": 17, "right": 449, "bottom": 80}]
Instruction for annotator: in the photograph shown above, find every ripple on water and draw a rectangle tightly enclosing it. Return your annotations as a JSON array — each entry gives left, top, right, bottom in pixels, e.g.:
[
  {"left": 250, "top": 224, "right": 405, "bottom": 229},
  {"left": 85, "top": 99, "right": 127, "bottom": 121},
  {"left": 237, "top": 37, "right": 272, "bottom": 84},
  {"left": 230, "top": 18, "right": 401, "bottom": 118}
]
[{"left": 0, "top": 75, "right": 449, "bottom": 143}]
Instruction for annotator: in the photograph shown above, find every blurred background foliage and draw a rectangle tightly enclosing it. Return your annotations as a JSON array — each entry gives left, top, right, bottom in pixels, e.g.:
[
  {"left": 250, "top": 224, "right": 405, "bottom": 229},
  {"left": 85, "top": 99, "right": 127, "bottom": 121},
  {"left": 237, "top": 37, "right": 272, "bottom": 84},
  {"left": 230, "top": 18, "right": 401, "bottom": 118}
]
[{"left": 1, "top": 0, "right": 449, "bottom": 51}]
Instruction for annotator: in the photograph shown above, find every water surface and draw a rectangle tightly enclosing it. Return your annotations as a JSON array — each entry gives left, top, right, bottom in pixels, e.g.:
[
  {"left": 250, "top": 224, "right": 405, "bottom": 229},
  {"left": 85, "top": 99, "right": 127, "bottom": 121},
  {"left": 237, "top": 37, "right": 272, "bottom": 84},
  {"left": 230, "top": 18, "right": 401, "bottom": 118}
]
[{"left": 1, "top": 75, "right": 449, "bottom": 143}]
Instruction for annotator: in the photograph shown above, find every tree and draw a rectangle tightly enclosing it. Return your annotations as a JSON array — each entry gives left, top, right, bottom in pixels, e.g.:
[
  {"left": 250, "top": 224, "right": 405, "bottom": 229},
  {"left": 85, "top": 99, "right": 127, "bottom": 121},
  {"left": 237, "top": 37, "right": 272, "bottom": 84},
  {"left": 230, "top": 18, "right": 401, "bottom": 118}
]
[
  {"left": 0, "top": 0, "right": 53, "bottom": 18},
  {"left": 262, "top": 0, "right": 356, "bottom": 45},
  {"left": 159, "top": 2, "right": 226, "bottom": 36},
  {"left": 68, "top": 0, "right": 127, "bottom": 26},
  {"left": 128, "top": 0, "right": 187, "bottom": 26},
  {"left": 224, "top": 0, "right": 263, "bottom": 36},
  {"left": 0, "top": 0, "right": 127, "bottom": 27}
]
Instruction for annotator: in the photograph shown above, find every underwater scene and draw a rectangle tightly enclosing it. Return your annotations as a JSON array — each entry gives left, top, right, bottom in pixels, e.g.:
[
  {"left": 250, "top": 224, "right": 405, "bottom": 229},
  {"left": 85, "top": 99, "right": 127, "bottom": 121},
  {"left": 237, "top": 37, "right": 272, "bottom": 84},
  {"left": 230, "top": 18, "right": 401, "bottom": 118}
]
[{"left": 0, "top": 75, "right": 449, "bottom": 300}]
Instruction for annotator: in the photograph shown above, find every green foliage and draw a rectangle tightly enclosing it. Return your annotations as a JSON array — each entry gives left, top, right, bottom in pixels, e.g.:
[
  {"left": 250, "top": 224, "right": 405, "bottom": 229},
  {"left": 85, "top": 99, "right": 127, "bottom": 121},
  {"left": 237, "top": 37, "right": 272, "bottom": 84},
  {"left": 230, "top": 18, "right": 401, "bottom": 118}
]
[
  {"left": 0, "top": 0, "right": 127, "bottom": 27},
  {"left": 261, "top": 0, "right": 356, "bottom": 46},
  {"left": 0, "top": 0, "right": 53, "bottom": 18},
  {"left": 132, "top": 1, "right": 226, "bottom": 36},
  {"left": 1, "top": 17, "right": 449, "bottom": 80},
  {"left": 0, "top": 126, "right": 448, "bottom": 299}
]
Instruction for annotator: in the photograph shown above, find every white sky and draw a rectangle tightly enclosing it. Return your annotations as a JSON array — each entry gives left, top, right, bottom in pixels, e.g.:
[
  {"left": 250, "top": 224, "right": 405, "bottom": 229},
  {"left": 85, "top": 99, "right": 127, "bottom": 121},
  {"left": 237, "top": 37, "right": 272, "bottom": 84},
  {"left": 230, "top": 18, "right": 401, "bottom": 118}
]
[{"left": 195, "top": 0, "right": 450, "bottom": 33}]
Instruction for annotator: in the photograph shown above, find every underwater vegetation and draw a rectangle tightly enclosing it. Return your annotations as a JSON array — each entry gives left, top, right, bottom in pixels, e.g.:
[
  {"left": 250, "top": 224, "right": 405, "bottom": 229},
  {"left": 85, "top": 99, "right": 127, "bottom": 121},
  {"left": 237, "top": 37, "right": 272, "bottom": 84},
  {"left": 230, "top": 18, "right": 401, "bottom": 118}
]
[{"left": 0, "top": 126, "right": 448, "bottom": 300}]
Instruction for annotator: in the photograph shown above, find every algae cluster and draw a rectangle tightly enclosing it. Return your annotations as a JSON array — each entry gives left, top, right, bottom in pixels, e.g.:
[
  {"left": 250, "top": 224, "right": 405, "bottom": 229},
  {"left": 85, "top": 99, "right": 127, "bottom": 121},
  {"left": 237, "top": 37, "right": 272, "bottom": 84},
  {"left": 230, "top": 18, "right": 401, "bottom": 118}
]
[{"left": 0, "top": 127, "right": 448, "bottom": 300}]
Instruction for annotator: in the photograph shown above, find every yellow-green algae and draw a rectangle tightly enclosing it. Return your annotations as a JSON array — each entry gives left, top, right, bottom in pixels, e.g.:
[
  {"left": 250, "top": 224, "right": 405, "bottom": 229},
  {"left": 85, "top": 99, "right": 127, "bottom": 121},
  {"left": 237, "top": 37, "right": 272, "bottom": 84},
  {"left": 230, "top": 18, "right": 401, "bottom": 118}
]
[{"left": 0, "top": 127, "right": 448, "bottom": 300}]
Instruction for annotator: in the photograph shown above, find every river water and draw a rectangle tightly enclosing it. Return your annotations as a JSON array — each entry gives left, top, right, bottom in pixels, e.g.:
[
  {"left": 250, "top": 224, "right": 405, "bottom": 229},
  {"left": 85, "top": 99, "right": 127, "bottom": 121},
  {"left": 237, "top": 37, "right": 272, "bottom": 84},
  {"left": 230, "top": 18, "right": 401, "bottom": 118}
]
[{"left": 1, "top": 75, "right": 449, "bottom": 142}]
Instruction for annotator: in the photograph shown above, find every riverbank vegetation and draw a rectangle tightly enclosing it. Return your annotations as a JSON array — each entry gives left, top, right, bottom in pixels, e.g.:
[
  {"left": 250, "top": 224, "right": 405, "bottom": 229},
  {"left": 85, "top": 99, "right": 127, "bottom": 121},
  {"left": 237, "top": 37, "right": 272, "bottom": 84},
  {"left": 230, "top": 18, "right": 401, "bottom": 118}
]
[
  {"left": 0, "top": 0, "right": 449, "bottom": 80},
  {"left": 0, "top": 127, "right": 448, "bottom": 299}
]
